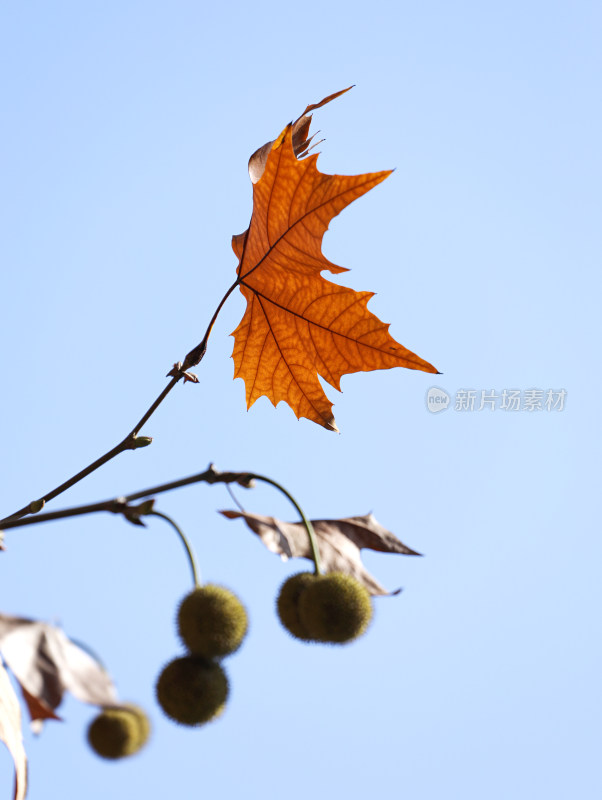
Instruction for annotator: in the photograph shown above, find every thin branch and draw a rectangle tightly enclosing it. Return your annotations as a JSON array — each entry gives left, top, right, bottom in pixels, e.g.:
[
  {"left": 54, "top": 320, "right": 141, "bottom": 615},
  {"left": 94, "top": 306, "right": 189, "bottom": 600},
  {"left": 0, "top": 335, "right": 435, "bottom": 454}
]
[
  {"left": 0, "top": 277, "right": 242, "bottom": 528},
  {"left": 0, "top": 466, "right": 254, "bottom": 530},
  {"left": 0, "top": 374, "right": 182, "bottom": 527},
  {"left": 0, "top": 464, "right": 321, "bottom": 575},
  {"left": 128, "top": 373, "right": 182, "bottom": 437}
]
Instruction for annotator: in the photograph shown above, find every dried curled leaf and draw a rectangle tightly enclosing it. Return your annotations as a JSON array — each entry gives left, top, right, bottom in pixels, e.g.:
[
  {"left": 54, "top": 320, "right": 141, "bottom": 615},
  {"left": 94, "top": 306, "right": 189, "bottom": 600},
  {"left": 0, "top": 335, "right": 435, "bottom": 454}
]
[
  {"left": 0, "top": 615, "right": 118, "bottom": 732},
  {"left": 221, "top": 510, "right": 421, "bottom": 595},
  {"left": 231, "top": 89, "right": 438, "bottom": 430},
  {"left": 0, "top": 661, "right": 27, "bottom": 800}
]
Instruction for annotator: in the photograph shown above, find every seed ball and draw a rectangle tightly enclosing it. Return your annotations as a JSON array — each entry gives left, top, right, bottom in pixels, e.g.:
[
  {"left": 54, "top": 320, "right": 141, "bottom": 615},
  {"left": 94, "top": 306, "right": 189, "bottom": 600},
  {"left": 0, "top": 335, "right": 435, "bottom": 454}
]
[
  {"left": 87, "top": 705, "right": 150, "bottom": 759},
  {"left": 276, "top": 572, "right": 317, "bottom": 641},
  {"left": 156, "top": 656, "right": 228, "bottom": 726},
  {"left": 177, "top": 585, "right": 248, "bottom": 658},
  {"left": 298, "top": 572, "right": 373, "bottom": 644}
]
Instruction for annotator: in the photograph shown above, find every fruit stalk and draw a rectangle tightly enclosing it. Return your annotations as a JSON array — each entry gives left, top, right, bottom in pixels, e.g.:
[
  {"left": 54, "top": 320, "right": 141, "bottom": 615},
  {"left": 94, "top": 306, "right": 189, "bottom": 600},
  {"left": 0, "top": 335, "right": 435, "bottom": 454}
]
[
  {"left": 246, "top": 474, "right": 322, "bottom": 576},
  {"left": 149, "top": 511, "right": 200, "bottom": 587}
]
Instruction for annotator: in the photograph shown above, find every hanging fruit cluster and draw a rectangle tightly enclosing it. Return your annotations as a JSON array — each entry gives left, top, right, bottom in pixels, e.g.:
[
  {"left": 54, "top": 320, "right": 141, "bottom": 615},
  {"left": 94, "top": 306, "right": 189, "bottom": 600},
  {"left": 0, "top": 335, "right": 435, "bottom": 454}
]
[{"left": 156, "top": 585, "right": 248, "bottom": 726}]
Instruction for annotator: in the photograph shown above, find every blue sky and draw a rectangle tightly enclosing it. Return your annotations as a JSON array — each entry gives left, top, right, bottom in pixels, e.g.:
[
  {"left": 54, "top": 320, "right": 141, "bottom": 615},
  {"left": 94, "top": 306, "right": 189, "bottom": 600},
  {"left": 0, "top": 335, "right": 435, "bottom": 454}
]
[{"left": 1, "top": 2, "right": 600, "bottom": 799}]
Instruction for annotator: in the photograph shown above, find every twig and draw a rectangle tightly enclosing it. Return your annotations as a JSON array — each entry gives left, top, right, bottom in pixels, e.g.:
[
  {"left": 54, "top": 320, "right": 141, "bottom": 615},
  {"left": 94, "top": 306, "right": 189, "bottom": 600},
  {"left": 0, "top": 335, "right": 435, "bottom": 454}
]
[
  {"left": 0, "top": 277, "right": 241, "bottom": 527},
  {"left": 1, "top": 464, "right": 322, "bottom": 575},
  {"left": 0, "top": 374, "right": 181, "bottom": 526},
  {"left": 0, "top": 466, "right": 254, "bottom": 530}
]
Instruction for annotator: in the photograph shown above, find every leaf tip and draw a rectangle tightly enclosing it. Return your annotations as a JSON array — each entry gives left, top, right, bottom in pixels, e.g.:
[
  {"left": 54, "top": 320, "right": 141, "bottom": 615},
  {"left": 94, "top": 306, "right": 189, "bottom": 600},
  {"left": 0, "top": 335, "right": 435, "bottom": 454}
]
[{"left": 322, "top": 414, "right": 339, "bottom": 433}]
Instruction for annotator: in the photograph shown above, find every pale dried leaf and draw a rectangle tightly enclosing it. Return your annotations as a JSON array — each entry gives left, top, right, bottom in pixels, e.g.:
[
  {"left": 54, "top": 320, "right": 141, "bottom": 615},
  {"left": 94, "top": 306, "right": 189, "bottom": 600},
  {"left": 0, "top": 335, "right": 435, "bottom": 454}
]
[
  {"left": 221, "top": 510, "right": 421, "bottom": 595},
  {"left": 0, "top": 616, "right": 118, "bottom": 727},
  {"left": 0, "top": 661, "right": 27, "bottom": 800}
]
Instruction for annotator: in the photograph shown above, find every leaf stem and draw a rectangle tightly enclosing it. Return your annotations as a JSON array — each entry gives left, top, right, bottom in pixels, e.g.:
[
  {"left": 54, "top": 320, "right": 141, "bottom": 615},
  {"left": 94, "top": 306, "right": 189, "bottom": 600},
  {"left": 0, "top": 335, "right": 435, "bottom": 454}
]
[
  {"left": 225, "top": 484, "right": 246, "bottom": 513},
  {"left": 148, "top": 510, "right": 200, "bottom": 588},
  {"left": 182, "top": 279, "right": 239, "bottom": 370}
]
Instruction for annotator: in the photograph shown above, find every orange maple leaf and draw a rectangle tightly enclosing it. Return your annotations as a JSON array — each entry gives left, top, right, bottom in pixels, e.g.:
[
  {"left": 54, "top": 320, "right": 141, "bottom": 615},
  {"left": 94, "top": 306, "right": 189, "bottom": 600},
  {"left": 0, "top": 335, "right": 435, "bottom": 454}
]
[{"left": 229, "top": 90, "right": 438, "bottom": 430}]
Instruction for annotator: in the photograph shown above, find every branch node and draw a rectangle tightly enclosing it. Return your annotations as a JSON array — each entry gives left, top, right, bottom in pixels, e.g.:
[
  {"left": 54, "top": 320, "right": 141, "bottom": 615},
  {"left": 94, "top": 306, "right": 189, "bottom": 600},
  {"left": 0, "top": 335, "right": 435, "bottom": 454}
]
[
  {"left": 166, "top": 362, "right": 199, "bottom": 384},
  {"left": 29, "top": 499, "right": 46, "bottom": 514},
  {"left": 166, "top": 362, "right": 184, "bottom": 378},
  {"left": 119, "top": 498, "right": 157, "bottom": 527},
  {"left": 205, "top": 463, "right": 255, "bottom": 489}
]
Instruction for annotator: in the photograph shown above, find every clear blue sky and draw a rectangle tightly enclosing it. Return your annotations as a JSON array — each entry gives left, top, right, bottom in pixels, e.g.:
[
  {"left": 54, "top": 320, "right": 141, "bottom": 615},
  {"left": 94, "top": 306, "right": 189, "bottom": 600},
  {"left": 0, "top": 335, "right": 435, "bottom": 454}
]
[{"left": 1, "top": 2, "right": 600, "bottom": 799}]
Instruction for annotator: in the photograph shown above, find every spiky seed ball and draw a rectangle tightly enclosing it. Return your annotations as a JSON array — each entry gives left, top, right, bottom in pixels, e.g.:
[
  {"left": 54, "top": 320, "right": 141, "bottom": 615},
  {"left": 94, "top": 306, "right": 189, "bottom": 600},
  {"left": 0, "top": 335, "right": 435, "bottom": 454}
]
[
  {"left": 298, "top": 572, "right": 373, "bottom": 644},
  {"left": 276, "top": 572, "right": 317, "bottom": 641},
  {"left": 156, "top": 656, "right": 228, "bottom": 726},
  {"left": 128, "top": 703, "right": 151, "bottom": 743},
  {"left": 87, "top": 705, "right": 150, "bottom": 759},
  {"left": 177, "top": 585, "right": 248, "bottom": 658}
]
